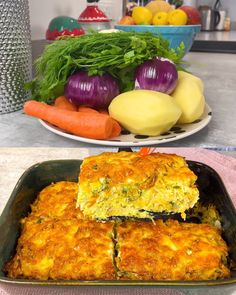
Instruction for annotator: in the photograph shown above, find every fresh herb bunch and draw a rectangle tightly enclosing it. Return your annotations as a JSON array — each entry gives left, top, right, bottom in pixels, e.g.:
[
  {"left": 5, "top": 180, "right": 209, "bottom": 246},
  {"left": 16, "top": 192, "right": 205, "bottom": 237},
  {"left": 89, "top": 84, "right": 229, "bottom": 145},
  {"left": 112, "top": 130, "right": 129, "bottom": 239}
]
[{"left": 28, "top": 32, "right": 185, "bottom": 102}]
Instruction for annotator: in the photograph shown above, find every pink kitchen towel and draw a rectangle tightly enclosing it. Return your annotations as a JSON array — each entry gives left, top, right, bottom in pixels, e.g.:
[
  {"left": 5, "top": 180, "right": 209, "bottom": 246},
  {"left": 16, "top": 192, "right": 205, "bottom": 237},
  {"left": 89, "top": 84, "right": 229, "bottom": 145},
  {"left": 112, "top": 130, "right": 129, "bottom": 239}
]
[
  {"left": 0, "top": 285, "right": 184, "bottom": 295},
  {"left": 0, "top": 148, "right": 236, "bottom": 295}
]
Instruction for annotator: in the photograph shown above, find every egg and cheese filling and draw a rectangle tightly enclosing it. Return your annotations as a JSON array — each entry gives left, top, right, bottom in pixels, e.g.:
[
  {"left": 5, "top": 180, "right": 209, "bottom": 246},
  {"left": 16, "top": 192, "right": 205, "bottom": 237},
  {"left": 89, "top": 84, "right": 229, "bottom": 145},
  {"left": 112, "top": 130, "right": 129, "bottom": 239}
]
[
  {"left": 5, "top": 181, "right": 230, "bottom": 281},
  {"left": 6, "top": 217, "right": 115, "bottom": 280},
  {"left": 30, "top": 181, "right": 84, "bottom": 219},
  {"left": 116, "top": 220, "right": 230, "bottom": 280},
  {"left": 5, "top": 182, "right": 116, "bottom": 280},
  {"left": 77, "top": 152, "right": 199, "bottom": 220}
]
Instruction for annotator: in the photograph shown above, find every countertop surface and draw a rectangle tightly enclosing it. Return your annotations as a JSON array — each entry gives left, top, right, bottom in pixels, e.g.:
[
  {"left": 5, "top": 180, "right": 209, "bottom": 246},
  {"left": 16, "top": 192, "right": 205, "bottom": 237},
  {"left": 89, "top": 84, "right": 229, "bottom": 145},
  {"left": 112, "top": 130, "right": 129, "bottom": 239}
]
[
  {"left": 0, "top": 52, "right": 235, "bottom": 149},
  {"left": 192, "top": 31, "right": 236, "bottom": 53},
  {"left": 195, "top": 30, "right": 236, "bottom": 42}
]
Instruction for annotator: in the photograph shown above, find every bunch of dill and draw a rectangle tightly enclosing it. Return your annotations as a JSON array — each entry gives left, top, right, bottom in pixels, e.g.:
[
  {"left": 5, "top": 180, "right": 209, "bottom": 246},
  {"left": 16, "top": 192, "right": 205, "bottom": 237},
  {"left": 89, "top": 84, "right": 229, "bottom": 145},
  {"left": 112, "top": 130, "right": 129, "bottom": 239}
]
[{"left": 28, "top": 32, "right": 185, "bottom": 102}]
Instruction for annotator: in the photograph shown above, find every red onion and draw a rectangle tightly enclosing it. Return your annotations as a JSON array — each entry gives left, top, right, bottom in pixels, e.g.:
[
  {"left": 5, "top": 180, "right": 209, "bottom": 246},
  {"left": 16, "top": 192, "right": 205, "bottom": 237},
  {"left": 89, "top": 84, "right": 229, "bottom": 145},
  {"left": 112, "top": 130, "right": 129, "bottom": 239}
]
[
  {"left": 134, "top": 57, "right": 178, "bottom": 94},
  {"left": 64, "top": 71, "right": 120, "bottom": 109}
]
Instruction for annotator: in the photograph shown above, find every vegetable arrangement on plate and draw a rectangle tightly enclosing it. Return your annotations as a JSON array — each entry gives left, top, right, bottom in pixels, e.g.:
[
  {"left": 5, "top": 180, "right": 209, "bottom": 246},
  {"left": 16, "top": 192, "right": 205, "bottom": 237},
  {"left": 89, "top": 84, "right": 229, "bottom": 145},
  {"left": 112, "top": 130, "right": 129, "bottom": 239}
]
[{"left": 24, "top": 31, "right": 205, "bottom": 140}]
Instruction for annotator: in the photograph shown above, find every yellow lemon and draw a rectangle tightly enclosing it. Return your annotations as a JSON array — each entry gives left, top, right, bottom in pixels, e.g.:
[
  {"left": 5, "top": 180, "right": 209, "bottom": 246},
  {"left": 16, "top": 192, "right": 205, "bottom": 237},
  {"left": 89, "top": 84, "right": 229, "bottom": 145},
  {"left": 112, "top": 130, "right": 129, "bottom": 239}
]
[
  {"left": 152, "top": 11, "right": 169, "bottom": 25},
  {"left": 168, "top": 9, "right": 188, "bottom": 25},
  {"left": 132, "top": 6, "right": 153, "bottom": 25}
]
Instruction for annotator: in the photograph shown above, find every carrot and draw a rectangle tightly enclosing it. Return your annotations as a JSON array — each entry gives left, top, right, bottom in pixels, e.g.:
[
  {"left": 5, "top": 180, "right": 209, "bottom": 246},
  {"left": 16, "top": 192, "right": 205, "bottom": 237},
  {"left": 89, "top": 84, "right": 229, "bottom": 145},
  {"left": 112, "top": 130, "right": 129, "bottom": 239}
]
[
  {"left": 77, "top": 106, "right": 121, "bottom": 138},
  {"left": 99, "top": 109, "right": 109, "bottom": 115},
  {"left": 78, "top": 106, "right": 99, "bottom": 114},
  {"left": 139, "top": 147, "right": 156, "bottom": 156},
  {"left": 109, "top": 120, "right": 121, "bottom": 138},
  {"left": 54, "top": 96, "right": 78, "bottom": 111},
  {"left": 24, "top": 100, "right": 114, "bottom": 140}
]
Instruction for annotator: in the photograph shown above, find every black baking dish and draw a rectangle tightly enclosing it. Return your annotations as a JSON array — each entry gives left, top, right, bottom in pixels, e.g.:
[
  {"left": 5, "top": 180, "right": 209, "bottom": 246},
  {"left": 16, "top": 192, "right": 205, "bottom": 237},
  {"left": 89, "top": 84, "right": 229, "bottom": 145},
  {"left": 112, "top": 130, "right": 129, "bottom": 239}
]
[{"left": 0, "top": 159, "right": 236, "bottom": 291}]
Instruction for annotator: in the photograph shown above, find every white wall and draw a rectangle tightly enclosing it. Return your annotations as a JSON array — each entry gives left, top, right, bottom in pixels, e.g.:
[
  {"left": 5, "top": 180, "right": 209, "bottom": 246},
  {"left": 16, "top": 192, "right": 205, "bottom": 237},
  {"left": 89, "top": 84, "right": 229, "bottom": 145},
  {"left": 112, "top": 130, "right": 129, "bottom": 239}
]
[
  {"left": 29, "top": 0, "right": 123, "bottom": 40},
  {"left": 29, "top": 0, "right": 235, "bottom": 40}
]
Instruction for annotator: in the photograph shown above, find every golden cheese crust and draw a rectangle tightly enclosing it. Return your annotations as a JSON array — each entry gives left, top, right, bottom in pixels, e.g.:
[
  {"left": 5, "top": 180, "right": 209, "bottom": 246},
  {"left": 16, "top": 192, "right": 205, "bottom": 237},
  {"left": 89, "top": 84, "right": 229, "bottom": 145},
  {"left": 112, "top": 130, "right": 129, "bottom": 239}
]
[
  {"left": 5, "top": 180, "right": 231, "bottom": 281},
  {"left": 5, "top": 216, "right": 115, "bottom": 280},
  {"left": 30, "top": 181, "right": 84, "bottom": 219},
  {"left": 5, "top": 181, "right": 115, "bottom": 280},
  {"left": 77, "top": 152, "right": 199, "bottom": 219},
  {"left": 116, "top": 220, "right": 230, "bottom": 280}
]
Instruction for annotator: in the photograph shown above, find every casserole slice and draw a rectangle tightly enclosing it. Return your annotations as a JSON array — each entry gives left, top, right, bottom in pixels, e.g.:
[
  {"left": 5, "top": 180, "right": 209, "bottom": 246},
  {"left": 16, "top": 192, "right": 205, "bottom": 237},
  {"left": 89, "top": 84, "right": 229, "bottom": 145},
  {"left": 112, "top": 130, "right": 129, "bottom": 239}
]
[
  {"left": 5, "top": 217, "right": 115, "bottom": 280},
  {"left": 30, "top": 181, "right": 85, "bottom": 220},
  {"left": 77, "top": 151, "right": 199, "bottom": 220},
  {"left": 116, "top": 220, "right": 230, "bottom": 280}
]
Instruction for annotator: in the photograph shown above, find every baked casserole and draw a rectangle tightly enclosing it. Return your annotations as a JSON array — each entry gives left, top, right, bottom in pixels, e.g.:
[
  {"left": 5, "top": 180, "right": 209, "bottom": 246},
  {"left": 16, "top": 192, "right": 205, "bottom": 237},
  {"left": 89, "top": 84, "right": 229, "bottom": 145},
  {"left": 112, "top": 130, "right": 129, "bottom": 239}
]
[
  {"left": 5, "top": 182, "right": 115, "bottom": 280},
  {"left": 116, "top": 220, "right": 230, "bottom": 280},
  {"left": 77, "top": 151, "right": 199, "bottom": 220},
  {"left": 5, "top": 161, "right": 231, "bottom": 281},
  {"left": 6, "top": 216, "right": 115, "bottom": 280},
  {"left": 30, "top": 181, "right": 84, "bottom": 219}
]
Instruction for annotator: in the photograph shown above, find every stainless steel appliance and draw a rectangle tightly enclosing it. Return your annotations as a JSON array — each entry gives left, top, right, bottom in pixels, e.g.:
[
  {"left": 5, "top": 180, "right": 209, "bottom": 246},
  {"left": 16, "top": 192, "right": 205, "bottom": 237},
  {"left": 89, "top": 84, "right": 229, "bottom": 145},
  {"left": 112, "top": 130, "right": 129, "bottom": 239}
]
[
  {"left": 198, "top": 5, "right": 220, "bottom": 31},
  {"left": 214, "top": 0, "right": 227, "bottom": 31}
]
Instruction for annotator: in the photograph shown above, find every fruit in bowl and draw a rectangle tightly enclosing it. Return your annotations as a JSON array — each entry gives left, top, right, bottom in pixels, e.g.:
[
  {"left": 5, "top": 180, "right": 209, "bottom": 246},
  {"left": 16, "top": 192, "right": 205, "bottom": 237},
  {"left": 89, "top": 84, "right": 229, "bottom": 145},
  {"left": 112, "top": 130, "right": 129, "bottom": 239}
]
[
  {"left": 167, "top": 9, "right": 188, "bottom": 25},
  {"left": 119, "top": 0, "right": 201, "bottom": 26},
  {"left": 132, "top": 6, "right": 153, "bottom": 25},
  {"left": 146, "top": 0, "right": 173, "bottom": 15},
  {"left": 179, "top": 6, "right": 201, "bottom": 25},
  {"left": 152, "top": 12, "right": 169, "bottom": 25},
  {"left": 116, "top": 1, "right": 201, "bottom": 54},
  {"left": 118, "top": 16, "right": 135, "bottom": 25}
]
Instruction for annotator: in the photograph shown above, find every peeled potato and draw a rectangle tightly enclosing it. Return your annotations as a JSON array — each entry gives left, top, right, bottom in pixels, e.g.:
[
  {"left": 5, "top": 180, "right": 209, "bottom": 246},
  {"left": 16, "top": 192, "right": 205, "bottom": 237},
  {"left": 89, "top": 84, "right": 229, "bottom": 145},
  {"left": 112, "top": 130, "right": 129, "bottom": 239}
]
[
  {"left": 171, "top": 78, "right": 205, "bottom": 124},
  {"left": 178, "top": 71, "right": 204, "bottom": 93},
  {"left": 109, "top": 90, "right": 181, "bottom": 136}
]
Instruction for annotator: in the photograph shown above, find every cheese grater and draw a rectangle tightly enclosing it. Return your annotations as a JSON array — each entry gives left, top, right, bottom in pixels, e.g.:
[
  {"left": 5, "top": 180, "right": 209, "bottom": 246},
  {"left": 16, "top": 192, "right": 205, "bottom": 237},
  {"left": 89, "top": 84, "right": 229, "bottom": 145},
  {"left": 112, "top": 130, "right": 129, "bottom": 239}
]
[{"left": 0, "top": 0, "right": 32, "bottom": 114}]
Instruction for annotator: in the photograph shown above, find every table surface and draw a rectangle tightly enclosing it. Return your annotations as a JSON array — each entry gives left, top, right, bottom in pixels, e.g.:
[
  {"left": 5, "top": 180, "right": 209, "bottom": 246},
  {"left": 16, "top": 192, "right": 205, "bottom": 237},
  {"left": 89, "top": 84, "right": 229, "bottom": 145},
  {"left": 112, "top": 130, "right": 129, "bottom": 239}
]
[{"left": 0, "top": 52, "right": 236, "bottom": 149}]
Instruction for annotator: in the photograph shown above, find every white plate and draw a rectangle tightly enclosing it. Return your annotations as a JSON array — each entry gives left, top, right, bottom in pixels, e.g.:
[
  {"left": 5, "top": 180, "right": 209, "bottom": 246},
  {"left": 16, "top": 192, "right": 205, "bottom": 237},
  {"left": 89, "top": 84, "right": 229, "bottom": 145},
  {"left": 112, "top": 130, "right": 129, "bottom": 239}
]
[{"left": 39, "top": 104, "right": 212, "bottom": 147}]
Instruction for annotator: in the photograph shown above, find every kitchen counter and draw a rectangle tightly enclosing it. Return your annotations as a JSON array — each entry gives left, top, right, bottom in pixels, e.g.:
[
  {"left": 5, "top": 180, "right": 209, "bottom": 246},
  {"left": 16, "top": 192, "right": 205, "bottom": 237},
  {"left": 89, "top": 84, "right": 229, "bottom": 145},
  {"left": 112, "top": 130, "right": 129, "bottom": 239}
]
[
  {"left": 192, "top": 30, "right": 236, "bottom": 53},
  {"left": 195, "top": 30, "right": 236, "bottom": 42},
  {"left": 0, "top": 52, "right": 235, "bottom": 149}
]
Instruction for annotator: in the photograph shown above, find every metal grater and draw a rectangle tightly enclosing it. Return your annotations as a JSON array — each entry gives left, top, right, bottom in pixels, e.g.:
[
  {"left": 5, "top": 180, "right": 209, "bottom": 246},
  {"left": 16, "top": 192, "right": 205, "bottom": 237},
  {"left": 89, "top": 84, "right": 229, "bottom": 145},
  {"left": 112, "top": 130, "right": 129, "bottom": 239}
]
[{"left": 0, "top": 0, "right": 32, "bottom": 114}]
